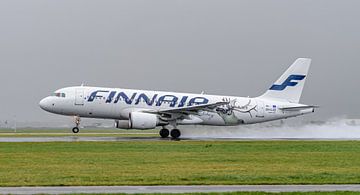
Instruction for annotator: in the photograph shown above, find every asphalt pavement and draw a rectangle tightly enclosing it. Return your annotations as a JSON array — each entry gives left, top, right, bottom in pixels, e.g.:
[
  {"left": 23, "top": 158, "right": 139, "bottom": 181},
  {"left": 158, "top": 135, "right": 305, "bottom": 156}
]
[{"left": 2, "top": 185, "right": 360, "bottom": 194}]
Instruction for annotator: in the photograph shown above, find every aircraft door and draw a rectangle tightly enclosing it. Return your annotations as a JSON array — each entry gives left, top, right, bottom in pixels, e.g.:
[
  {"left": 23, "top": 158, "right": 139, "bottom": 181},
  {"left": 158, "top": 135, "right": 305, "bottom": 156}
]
[{"left": 75, "top": 88, "right": 85, "bottom": 106}]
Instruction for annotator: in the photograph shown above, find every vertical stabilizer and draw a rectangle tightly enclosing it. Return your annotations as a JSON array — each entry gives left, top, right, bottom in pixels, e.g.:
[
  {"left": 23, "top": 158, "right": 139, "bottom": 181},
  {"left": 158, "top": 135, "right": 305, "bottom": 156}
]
[{"left": 259, "top": 58, "right": 311, "bottom": 103}]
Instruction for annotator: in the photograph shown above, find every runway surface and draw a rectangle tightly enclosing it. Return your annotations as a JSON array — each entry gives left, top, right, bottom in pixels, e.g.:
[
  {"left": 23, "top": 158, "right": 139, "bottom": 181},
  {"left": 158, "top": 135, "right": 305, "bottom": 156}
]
[
  {"left": 1, "top": 136, "right": 360, "bottom": 142},
  {"left": 2, "top": 185, "right": 360, "bottom": 194},
  {"left": 0, "top": 136, "right": 163, "bottom": 142}
]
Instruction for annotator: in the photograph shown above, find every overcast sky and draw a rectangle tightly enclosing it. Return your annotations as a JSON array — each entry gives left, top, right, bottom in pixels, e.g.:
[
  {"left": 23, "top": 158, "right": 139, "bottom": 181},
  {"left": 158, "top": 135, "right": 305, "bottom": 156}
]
[{"left": 0, "top": 0, "right": 359, "bottom": 124}]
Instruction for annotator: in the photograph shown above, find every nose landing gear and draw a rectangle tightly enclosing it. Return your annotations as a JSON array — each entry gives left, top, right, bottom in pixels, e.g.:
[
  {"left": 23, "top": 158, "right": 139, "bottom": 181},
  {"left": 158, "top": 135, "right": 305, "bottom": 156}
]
[
  {"left": 72, "top": 127, "right": 80, "bottom": 133},
  {"left": 72, "top": 116, "right": 81, "bottom": 134}
]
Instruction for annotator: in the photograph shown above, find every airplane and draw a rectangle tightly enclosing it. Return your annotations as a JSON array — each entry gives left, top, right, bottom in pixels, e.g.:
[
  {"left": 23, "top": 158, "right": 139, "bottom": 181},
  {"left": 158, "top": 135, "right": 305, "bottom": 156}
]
[{"left": 39, "top": 58, "right": 317, "bottom": 139}]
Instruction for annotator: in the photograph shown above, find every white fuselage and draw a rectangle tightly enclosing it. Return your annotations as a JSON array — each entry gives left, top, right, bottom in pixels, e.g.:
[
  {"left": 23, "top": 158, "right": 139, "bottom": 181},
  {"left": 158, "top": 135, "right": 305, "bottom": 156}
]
[{"left": 39, "top": 86, "right": 314, "bottom": 127}]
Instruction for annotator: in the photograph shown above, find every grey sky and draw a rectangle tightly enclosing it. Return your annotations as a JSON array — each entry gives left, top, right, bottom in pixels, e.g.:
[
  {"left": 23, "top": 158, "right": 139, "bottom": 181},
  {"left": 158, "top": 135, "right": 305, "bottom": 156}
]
[{"left": 0, "top": 0, "right": 359, "bottom": 124}]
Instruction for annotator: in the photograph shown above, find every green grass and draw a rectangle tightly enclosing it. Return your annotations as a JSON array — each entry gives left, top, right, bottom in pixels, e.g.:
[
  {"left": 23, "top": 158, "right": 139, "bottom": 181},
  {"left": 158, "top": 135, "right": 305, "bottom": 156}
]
[{"left": 1, "top": 141, "right": 360, "bottom": 186}]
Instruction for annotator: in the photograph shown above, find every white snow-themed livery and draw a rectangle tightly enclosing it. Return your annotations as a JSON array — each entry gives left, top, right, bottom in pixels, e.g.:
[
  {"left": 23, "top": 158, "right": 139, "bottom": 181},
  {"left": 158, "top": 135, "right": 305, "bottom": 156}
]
[{"left": 40, "top": 58, "right": 317, "bottom": 138}]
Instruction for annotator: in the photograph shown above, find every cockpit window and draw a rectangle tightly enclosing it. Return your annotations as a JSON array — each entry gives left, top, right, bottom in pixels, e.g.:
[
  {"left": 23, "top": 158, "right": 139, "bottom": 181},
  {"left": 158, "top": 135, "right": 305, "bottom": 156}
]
[{"left": 53, "top": 93, "right": 66, "bottom": 98}]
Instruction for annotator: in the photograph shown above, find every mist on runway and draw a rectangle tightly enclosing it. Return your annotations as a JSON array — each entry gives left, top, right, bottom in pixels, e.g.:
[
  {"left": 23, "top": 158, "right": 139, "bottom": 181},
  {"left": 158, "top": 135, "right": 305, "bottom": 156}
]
[{"left": 181, "top": 118, "right": 360, "bottom": 139}]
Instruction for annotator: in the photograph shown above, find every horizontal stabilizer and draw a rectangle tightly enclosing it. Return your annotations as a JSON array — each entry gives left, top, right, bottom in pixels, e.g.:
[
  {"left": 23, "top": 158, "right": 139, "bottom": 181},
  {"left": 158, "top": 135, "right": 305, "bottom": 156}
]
[{"left": 279, "top": 105, "right": 319, "bottom": 111}]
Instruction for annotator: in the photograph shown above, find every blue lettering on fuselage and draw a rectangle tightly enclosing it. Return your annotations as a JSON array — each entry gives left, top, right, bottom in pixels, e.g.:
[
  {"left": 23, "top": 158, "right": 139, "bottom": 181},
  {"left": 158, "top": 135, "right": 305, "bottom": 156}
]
[
  {"left": 114, "top": 92, "right": 137, "bottom": 104},
  {"left": 178, "top": 96, "right": 188, "bottom": 107},
  {"left": 188, "top": 97, "right": 209, "bottom": 106},
  {"left": 87, "top": 91, "right": 209, "bottom": 107},
  {"left": 135, "top": 93, "right": 157, "bottom": 106},
  {"left": 105, "top": 91, "right": 117, "bottom": 103},
  {"left": 88, "top": 90, "right": 109, "bottom": 102},
  {"left": 156, "top": 95, "right": 178, "bottom": 107}
]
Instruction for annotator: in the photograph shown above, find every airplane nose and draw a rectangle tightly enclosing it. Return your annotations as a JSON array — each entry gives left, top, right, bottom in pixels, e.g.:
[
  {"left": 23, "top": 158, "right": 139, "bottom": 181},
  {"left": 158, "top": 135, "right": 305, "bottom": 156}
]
[{"left": 39, "top": 97, "right": 51, "bottom": 111}]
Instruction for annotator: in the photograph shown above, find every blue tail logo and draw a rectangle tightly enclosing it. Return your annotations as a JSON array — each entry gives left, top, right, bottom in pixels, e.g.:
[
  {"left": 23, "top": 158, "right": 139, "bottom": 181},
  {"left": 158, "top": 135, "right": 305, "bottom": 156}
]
[{"left": 270, "top": 75, "right": 306, "bottom": 91}]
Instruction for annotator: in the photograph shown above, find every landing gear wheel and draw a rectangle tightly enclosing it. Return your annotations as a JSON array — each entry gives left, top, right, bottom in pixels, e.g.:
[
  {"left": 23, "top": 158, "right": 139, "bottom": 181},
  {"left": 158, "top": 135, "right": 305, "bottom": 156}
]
[
  {"left": 159, "top": 128, "right": 170, "bottom": 138},
  {"left": 72, "top": 127, "right": 80, "bottom": 134},
  {"left": 72, "top": 116, "right": 81, "bottom": 134},
  {"left": 170, "top": 129, "right": 181, "bottom": 139}
]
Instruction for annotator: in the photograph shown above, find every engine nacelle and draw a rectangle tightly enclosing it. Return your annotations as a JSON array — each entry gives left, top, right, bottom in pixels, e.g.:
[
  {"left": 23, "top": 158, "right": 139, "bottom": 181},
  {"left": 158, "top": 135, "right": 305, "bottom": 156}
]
[
  {"left": 129, "top": 112, "right": 158, "bottom": 130},
  {"left": 115, "top": 120, "right": 131, "bottom": 129}
]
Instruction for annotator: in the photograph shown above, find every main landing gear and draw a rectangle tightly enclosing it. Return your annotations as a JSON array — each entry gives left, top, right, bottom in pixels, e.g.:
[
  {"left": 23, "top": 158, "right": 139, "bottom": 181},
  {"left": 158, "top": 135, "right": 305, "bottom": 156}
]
[
  {"left": 159, "top": 128, "right": 170, "bottom": 138},
  {"left": 170, "top": 129, "right": 181, "bottom": 139},
  {"left": 159, "top": 127, "right": 181, "bottom": 139},
  {"left": 72, "top": 116, "right": 81, "bottom": 134}
]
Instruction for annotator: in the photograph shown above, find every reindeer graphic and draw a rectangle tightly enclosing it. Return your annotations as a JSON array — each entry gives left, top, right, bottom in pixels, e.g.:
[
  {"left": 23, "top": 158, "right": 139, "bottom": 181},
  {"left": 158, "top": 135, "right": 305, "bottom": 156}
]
[{"left": 215, "top": 98, "right": 258, "bottom": 125}]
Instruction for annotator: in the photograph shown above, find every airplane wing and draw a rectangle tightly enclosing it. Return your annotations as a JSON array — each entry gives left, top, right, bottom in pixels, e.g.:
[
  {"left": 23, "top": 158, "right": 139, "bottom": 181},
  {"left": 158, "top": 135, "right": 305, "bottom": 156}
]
[
  {"left": 144, "top": 101, "right": 228, "bottom": 115},
  {"left": 279, "top": 105, "right": 319, "bottom": 111}
]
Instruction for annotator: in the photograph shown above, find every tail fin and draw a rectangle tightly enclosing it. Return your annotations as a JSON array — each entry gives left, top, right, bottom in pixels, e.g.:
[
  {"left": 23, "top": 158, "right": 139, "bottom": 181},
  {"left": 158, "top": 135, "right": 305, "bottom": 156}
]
[{"left": 259, "top": 58, "right": 311, "bottom": 103}]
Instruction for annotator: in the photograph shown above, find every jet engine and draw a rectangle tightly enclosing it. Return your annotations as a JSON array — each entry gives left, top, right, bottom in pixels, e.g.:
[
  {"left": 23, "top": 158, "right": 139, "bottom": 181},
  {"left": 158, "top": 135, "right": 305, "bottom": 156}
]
[
  {"left": 115, "top": 120, "right": 131, "bottom": 129},
  {"left": 129, "top": 112, "right": 159, "bottom": 129}
]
